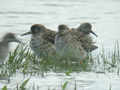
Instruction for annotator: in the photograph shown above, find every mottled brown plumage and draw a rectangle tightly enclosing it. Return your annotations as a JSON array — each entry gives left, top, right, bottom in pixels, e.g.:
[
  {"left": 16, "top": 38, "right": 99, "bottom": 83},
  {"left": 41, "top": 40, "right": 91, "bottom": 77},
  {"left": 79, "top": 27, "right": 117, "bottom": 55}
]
[
  {"left": 21, "top": 24, "right": 56, "bottom": 58},
  {"left": 71, "top": 22, "right": 98, "bottom": 52},
  {"left": 55, "top": 24, "right": 87, "bottom": 61},
  {"left": 42, "top": 28, "right": 56, "bottom": 44}
]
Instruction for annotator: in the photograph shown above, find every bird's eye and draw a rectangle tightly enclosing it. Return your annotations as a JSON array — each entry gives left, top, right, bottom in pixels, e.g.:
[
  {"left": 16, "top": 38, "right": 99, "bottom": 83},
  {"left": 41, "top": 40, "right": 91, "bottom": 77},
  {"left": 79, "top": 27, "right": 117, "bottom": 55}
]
[
  {"left": 34, "top": 28, "right": 40, "bottom": 33},
  {"left": 36, "top": 27, "right": 41, "bottom": 30},
  {"left": 31, "top": 26, "right": 40, "bottom": 34}
]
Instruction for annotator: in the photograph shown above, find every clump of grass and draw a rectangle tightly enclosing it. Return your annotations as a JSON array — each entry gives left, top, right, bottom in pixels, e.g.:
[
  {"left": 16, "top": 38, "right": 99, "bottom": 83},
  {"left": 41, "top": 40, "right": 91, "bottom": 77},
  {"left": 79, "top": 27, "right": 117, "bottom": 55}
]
[
  {"left": 93, "top": 41, "right": 120, "bottom": 73},
  {"left": 1, "top": 78, "right": 29, "bottom": 90},
  {"left": 0, "top": 42, "right": 120, "bottom": 76},
  {"left": 0, "top": 42, "right": 120, "bottom": 90}
]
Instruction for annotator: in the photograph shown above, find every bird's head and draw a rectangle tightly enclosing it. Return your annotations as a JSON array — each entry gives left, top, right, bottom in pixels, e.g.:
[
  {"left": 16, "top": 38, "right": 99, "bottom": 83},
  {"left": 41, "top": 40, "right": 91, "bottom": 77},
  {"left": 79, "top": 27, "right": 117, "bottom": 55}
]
[
  {"left": 58, "top": 24, "right": 69, "bottom": 35},
  {"left": 78, "top": 22, "right": 98, "bottom": 37},
  {"left": 3, "top": 33, "right": 21, "bottom": 43},
  {"left": 21, "top": 24, "right": 46, "bottom": 36}
]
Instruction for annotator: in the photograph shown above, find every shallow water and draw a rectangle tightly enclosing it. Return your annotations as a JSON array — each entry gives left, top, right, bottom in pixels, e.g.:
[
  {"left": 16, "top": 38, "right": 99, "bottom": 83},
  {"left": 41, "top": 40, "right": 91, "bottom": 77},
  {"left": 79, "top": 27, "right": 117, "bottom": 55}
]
[
  {"left": 0, "top": 0, "right": 120, "bottom": 90},
  {"left": 0, "top": 0, "right": 120, "bottom": 48},
  {"left": 0, "top": 72, "right": 120, "bottom": 90}
]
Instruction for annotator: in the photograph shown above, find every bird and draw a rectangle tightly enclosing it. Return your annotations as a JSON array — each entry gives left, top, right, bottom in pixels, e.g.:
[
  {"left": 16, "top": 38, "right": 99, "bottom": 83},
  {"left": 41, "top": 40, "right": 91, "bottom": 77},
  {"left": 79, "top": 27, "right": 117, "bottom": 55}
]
[
  {"left": 71, "top": 22, "right": 98, "bottom": 52},
  {"left": 21, "top": 24, "right": 56, "bottom": 59},
  {"left": 55, "top": 24, "right": 87, "bottom": 61},
  {"left": 0, "top": 33, "right": 21, "bottom": 64},
  {"left": 77, "top": 22, "right": 98, "bottom": 37}
]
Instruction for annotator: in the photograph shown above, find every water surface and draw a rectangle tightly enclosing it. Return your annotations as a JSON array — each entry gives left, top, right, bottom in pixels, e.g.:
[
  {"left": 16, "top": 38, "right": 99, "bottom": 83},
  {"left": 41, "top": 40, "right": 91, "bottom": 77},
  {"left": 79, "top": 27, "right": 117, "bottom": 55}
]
[{"left": 0, "top": 0, "right": 120, "bottom": 90}]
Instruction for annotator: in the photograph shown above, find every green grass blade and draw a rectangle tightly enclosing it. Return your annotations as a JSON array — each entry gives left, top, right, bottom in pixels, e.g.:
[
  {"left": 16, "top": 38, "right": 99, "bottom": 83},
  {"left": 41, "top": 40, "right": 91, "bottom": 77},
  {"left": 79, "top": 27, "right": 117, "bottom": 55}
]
[
  {"left": 62, "top": 81, "right": 68, "bottom": 90},
  {"left": 20, "top": 78, "right": 30, "bottom": 89},
  {"left": 2, "top": 86, "right": 7, "bottom": 90}
]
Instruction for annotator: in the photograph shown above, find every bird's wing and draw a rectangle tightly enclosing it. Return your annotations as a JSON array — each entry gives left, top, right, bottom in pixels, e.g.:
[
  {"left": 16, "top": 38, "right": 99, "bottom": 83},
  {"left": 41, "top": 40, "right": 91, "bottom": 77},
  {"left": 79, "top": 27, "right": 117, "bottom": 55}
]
[{"left": 43, "top": 29, "right": 56, "bottom": 44}]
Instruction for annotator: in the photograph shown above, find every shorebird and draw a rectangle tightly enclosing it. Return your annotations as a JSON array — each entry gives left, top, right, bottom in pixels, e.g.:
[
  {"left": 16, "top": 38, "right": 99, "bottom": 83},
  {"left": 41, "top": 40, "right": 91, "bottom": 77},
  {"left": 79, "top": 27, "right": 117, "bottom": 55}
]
[
  {"left": 21, "top": 24, "right": 56, "bottom": 59},
  {"left": 55, "top": 24, "right": 87, "bottom": 61},
  {"left": 77, "top": 22, "right": 98, "bottom": 37},
  {"left": 0, "top": 33, "right": 21, "bottom": 64},
  {"left": 71, "top": 22, "right": 98, "bottom": 52}
]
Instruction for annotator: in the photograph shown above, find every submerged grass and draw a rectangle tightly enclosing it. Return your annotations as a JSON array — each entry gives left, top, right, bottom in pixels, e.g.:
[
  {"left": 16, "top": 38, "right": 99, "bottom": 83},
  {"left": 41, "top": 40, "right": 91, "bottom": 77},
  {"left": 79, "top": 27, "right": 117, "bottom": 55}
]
[{"left": 0, "top": 42, "right": 120, "bottom": 90}]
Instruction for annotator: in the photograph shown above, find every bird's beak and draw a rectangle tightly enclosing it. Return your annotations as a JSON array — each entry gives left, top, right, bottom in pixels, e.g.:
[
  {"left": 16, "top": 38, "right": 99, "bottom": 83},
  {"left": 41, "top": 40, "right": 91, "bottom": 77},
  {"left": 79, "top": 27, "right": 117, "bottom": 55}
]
[
  {"left": 21, "top": 31, "right": 32, "bottom": 36},
  {"left": 90, "top": 30, "right": 98, "bottom": 37}
]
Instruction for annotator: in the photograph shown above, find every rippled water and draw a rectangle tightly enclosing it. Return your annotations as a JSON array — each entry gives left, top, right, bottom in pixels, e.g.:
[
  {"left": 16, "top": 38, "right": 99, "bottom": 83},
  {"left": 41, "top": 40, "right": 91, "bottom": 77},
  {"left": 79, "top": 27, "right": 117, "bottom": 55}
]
[
  {"left": 0, "top": 72, "right": 120, "bottom": 90},
  {"left": 0, "top": 0, "right": 120, "bottom": 90},
  {"left": 0, "top": 0, "right": 120, "bottom": 48}
]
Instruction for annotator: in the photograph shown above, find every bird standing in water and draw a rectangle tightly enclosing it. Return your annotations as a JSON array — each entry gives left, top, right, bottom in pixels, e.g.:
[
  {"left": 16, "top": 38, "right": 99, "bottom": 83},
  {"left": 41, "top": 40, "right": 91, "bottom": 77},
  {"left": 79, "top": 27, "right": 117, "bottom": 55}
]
[
  {"left": 21, "top": 24, "right": 56, "bottom": 59},
  {"left": 71, "top": 22, "right": 98, "bottom": 52},
  {"left": 55, "top": 24, "right": 87, "bottom": 61},
  {"left": 0, "top": 33, "right": 21, "bottom": 64}
]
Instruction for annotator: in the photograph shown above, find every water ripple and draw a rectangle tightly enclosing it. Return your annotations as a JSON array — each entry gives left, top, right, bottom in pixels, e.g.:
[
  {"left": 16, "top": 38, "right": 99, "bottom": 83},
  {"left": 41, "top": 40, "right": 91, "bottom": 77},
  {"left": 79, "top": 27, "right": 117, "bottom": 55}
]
[{"left": 0, "top": 11, "right": 43, "bottom": 15}]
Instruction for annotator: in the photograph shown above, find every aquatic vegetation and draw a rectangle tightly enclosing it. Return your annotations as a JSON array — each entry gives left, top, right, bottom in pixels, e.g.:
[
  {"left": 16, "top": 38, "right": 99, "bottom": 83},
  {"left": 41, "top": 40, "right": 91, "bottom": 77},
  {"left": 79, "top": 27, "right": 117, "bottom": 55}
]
[
  {"left": 0, "top": 43, "right": 120, "bottom": 75},
  {"left": 20, "top": 79, "right": 30, "bottom": 90},
  {"left": 0, "top": 42, "right": 120, "bottom": 90},
  {"left": 62, "top": 81, "right": 69, "bottom": 90},
  {"left": 1, "top": 79, "right": 29, "bottom": 90},
  {"left": 2, "top": 86, "right": 7, "bottom": 90}
]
